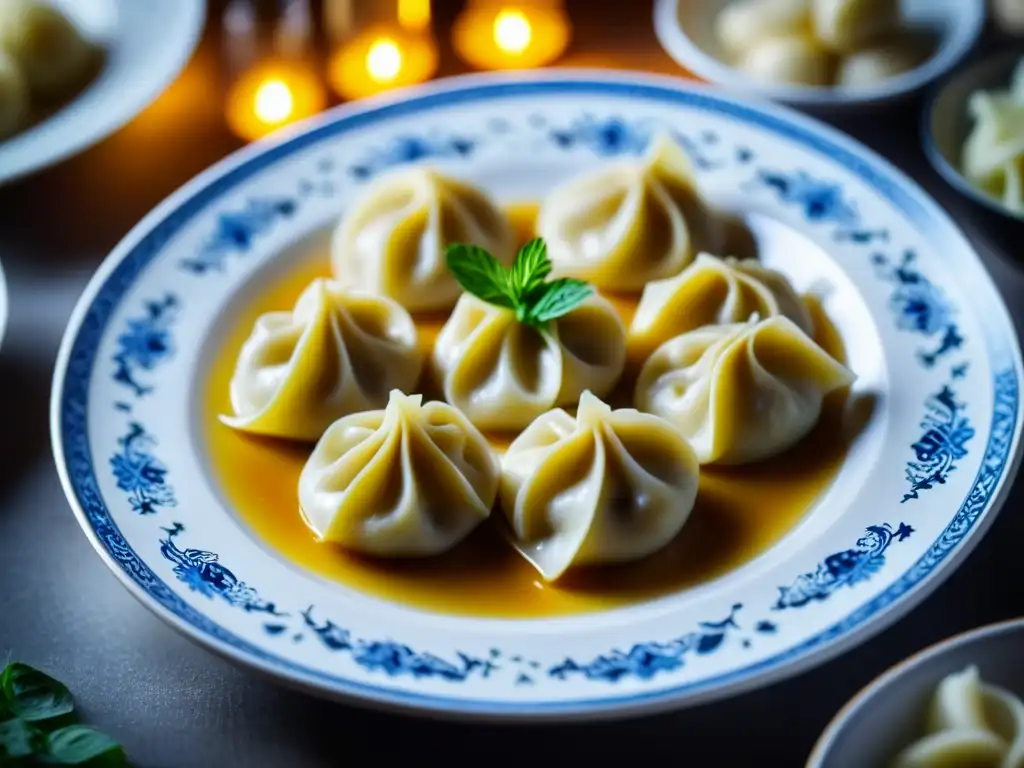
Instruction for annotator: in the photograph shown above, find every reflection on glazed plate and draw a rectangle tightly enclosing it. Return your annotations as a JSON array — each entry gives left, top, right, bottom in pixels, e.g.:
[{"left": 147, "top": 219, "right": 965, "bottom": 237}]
[
  {"left": 50, "top": 70, "right": 1024, "bottom": 721},
  {"left": 0, "top": 0, "right": 205, "bottom": 184}
]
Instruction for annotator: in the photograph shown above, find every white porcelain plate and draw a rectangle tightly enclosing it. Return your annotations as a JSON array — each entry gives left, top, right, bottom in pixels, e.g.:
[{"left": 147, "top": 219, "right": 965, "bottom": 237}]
[
  {"left": 51, "top": 71, "right": 1024, "bottom": 721},
  {"left": 0, "top": 0, "right": 205, "bottom": 184}
]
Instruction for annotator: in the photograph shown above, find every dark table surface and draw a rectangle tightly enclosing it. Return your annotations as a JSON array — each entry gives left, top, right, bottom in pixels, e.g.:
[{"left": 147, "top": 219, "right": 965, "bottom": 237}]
[{"left": 2, "top": 3, "right": 1023, "bottom": 766}]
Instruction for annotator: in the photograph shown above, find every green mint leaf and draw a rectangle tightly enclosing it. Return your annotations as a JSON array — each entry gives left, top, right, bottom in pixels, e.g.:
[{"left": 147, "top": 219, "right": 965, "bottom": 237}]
[
  {"left": 508, "top": 238, "right": 551, "bottom": 304},
  {"left": 523, "top": 279, "right": 593, "bottom": 327},
  {"left": 0, "top": 717, "right": 46, "bottom": 759},
  {"left": 44, "top": 725, "right": 125, "bottom": 765},
  {"left": 1, "top": 664, "right": 75, "bottom": 723},
  {"left": 445, "top": 243, "right": 516, "bottom": 310}
]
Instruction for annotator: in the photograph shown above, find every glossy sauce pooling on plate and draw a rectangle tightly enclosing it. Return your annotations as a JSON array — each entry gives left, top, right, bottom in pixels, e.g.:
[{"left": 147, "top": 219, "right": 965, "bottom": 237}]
[{"left": 203, "top": 203, "right": 856, "bottom": 618}]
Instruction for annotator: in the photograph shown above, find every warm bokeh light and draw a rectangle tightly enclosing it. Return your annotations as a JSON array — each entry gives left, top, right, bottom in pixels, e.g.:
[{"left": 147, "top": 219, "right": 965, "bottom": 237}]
[
  {"left": 366, "top": 38, "right": 403, "bottom": 83},
  {"left": 328, "top": 28, "right": 438, "bottom": 101},
  {"left": 398, "top": 0, "right": 431, "bottom": 31},
  {"left": 225, "top": 62, "right": 326, "bottom": 142},
  {"left": 453, "top": 2, "right": 571, "bottom": 70},
  {"left": 494, "top": 9, "right": 532, "bottom": 54},
  {"left": 253, "top": 79, "right": 294, "bottom": 124}
]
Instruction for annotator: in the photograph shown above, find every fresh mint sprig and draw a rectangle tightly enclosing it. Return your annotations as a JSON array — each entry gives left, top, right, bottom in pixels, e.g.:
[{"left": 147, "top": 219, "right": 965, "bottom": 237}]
[
  {"left": 445, "top": 238, "right": 592, "bottom": 330},
  {"left": 0, "top": 662, "right": 127, "bottom": 766}
]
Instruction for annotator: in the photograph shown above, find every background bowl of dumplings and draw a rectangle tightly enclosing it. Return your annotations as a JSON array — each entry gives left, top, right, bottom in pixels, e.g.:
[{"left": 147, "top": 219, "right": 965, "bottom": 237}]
[
  {"left": 925, "top": 48, "right": 1024, "bottom": 222},
  {"left": 808, "top": 618, "right": 1024, "bottom": 767},
  {"left": 653, "top": 0, "right": 986, "bottom": 108}
]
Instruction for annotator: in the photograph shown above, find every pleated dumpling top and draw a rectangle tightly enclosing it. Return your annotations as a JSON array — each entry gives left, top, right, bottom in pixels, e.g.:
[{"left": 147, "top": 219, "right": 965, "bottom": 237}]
[
  {"left": 432, "top": 292, "right": 627, "bottom": 432},
  {"left": 536, "top": 133, "right": 722, "bottom": 292},
  {"left": 635, "top": 315, "right": 854, "bottom": 465},
  {"left": 331, "top": 167, "right": 515, "bottom": 312},
  {"left": 222, "top": 278, "right": 423, "bottom": 441},
  {"left": 298, "top": 390, "right": 500, "bottom": 557},
  {"left": 892, "top": 665, "right": 1024, "bottom": 768},
  {"left": 629, "top": 253, "right": 814, "bottom": 360},
  {"left": 499, "top": 391, "right": 700, "bottom": 581}
]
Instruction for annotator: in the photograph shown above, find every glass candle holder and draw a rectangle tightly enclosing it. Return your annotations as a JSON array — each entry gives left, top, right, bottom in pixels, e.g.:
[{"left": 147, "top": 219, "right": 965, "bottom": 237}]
[
  {"left": 324, "top": 0, "right": 439, "bottom": 101},
  {"left": 452, "top": 0, "right": 571, "bottom": 70},
  {"left": 222, "top": 0, "right": 327, "bottom": 142}
]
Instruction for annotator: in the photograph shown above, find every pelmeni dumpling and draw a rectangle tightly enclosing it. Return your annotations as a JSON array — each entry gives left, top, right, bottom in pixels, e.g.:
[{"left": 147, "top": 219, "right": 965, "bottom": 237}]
[
  {"left": 432, "top": 292, "right": 627, "bottom": 431},
  {"left": 892, "top": 666, "right": 1024, "bottom": 768},
  {"left": 628, "top": 253, "right": 814, "bottom": 360},
  {"left": 298, "top": 390, "right": 500, "bottom": 557},
  {"left": 714, "top": 0, "right": 811, "bottom": 59},
  {"left": 0, "top": 48, "right": 27, "bottom": 140},
  {"left": 811, "top": 0, "right": 898, "bottom": 54},
  {"left": 536, "top": 133, "right": 723, "bottom": 292},
  {"left": 0, "top": 0, "right": 97, "bottom": 100},
  {"left": 222, "top": 278, "right": 423, "bottom": 441},
  {"left": 499, "top": 391, "right": 700, "bottom": 581},
  {"left": 331, "top": 167, "right": 515, "bottom": 312},
  {"left": 836, "top": 38, "right": 924, "bottom": 87},
  {"left": 635, "top": 315, "right": 854, "bottom": 465},
  {"left": 738, "top": 35, "right": 834, "bottom": 86}
]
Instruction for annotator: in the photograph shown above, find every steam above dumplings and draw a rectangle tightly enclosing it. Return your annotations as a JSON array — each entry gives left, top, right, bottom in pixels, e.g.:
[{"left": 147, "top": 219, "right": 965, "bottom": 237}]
[
  {"left": 432, "top": 292, "right": 626, "bottom": 431},
  {"left": 892, "top": 666, "right": 1024, "bottom": 767},
  {"left": 331, "top": 167, "right": 515, "bottom": 312},
  {"left": 500, "top": 391, "right": 700, "bottom": 581},
  {"left": 299, "top": 390, "right": 499, "bottom": 556},
  {"left": 635, "top": 315, "right": 854, "bottom": 465},
  {"left": 222, "top": 278, "right": 423, "bottom": 441},
  {"left": 629, "top": 253, "right": 814, "bottom": 360},
  {"left": 536, "top": 134, "right": 722, "bottom": 291}
]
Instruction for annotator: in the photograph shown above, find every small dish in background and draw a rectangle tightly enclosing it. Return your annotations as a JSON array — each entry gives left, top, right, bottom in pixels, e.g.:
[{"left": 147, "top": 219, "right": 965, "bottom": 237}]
[
  {"left": 652, "top": 0, "right": 985, "bottom": 109},
  {"left": 924, "top": 48, "right": 1024, "bottom": 223},
  {"left": 808, "top": 618, "right": 1024, "bottom": 767}
]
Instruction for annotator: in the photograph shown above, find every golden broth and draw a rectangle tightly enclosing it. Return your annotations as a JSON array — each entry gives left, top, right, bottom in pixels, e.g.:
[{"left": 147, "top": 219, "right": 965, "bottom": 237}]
[{"left": 203, "top": 204, "right": 852, "bottom": 618}]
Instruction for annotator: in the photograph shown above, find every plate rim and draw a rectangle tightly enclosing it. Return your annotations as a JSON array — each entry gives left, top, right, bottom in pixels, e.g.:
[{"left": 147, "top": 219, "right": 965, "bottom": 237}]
[
  {"left": 50, "top": 68, "right": 1024, "bottom": 722},
  {"left": 0, "top": 0, "right": 206, "bottom": 185}
]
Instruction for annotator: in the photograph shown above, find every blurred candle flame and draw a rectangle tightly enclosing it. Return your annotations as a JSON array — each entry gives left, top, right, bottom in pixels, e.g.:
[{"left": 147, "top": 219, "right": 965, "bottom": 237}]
[
  {"left": 366, "top": 38, "right": 403, "bottom": 82},
  {"left": 494, "top": 9, "right": 532, "bottom": 54},
  {"left": 453, "top": 2, "right": 571, "bottom": 70}
]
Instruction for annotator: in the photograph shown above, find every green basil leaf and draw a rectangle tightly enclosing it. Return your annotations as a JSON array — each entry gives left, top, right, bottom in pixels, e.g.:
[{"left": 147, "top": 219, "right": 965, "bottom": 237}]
[
  {"left": 508, "top": 238, "right": 551, "bottom": 303},
  {"left": 445, "top": 243, "right": 516, "bottom": 310},
  {"left": 0, "top": 717, "right": 46, "bottom": 759},
  {"left": 44, "top": 725, "right": 125, "bottom": 765},
  {"left": 523, "top": 279, "right": 593, "bottom": 326},
  {"left": 1, "top": 664, "right": 74, "bottom": 723}
]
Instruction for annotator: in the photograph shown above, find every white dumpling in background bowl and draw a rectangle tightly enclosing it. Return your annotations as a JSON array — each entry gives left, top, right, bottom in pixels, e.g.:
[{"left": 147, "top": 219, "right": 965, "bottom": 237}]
[
  {"left": 835, "top": 36, "right": 928, "bottom": 88},
  {"left": 221, "top": 278, "right": 423, "bottom": 442},
  {"left": 499, "top": 391, "right": 700, "bottom": 581},
  {"left": 432, "top": 292, "right": 626, "bottom": 432},
  {"left": 0, "top": 49, "right": 28, "bottom": 140},
  {"left": 737, "top": 35, "right": 835, "bottom": 86},
  {"left": 536, "top": 133, "right": 723, "bottom": 292},
  {"left": 635, "top": 315, "right": 854, "bottom": 465},
  {"left": 331, "top": 167, "right": 515, "bottom": 312},
  {"left": 811, "top": 0, "right": 900, "bottom": 54},
  {"left": 713, "top": 0, "right": 812, "bottom": 59},
  {"left": 0, "top": 0, "right": 98, "bottom": 101},
  {"left": 298, "top": 390, "right": 500, "bottom": 557},
  {"left": 628, "top": 252, "right": 814, "bottom": 361}
]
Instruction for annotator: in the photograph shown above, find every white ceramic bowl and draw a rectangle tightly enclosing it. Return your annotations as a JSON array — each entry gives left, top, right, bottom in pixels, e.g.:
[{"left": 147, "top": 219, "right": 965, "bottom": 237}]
[
  {"left": 808, "top": 618, "right": 1024, "bottom": 767},
  {"left": 653, "top": 0, "right": 986, "bottom": 109},
  {"left": 924, "top": 47, "right": 1024, "bottom": 223}
]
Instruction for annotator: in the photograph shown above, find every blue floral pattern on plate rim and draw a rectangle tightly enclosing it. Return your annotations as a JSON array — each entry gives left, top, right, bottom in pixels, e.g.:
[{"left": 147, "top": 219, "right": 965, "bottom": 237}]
[{"left": 53, "top": 77, "right": 1023, "bottom": 717}]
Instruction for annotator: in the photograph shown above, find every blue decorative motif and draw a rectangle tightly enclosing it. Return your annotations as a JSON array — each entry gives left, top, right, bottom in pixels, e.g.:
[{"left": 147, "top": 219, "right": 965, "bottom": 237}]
[
  {"left": 349, "top": 133, "right": 476, "bottom": 180},
  {"left": 110, "top": 422, "right": 176, "bottom": 515},
  {"left": 903, "top": 381, "right": 975, "bottom": 502},
  {"left": 549, "top": 114, "right": 651, "bottom": 156},
  {"left": 112, "top": 294, "right": 178, "bottom": 397},
  {"left": 773, "top": 523, "right": 914, "bottom": 610},
  {"left": 159, "top": 524, "right": 283, "bottom": 616},
  {"left": 301, "top": 607, "right": 493, "bottom": 682},
  {"left": 873, "top": 250, "right": 963, "bottom": 367},
  {"left": 181, "top": 198, "right": 297, "bottom": 274},
  {"left": 547, "top": 604, "right": 742, "bottom": 683},
  {"left": 754, "top": 169, "right": 860, "bottom": 228}
]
